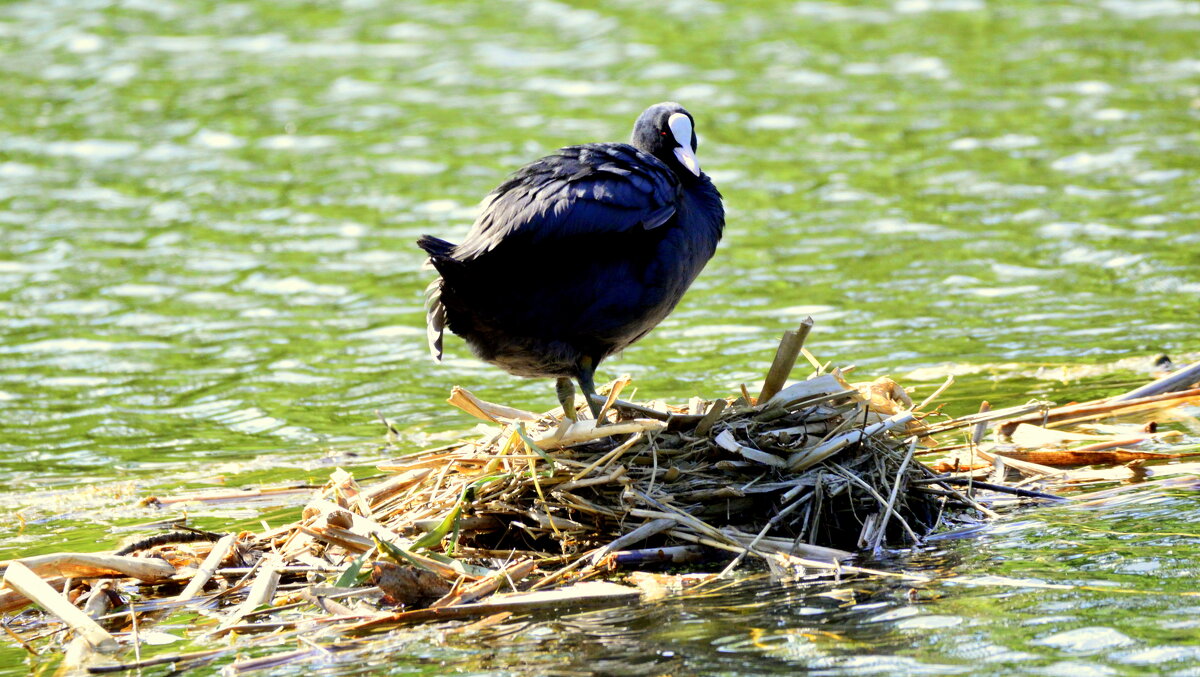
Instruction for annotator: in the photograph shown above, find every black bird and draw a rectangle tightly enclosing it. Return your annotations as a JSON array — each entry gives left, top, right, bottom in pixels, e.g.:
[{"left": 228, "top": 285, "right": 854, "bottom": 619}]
[{"left": 418, "top": 102, "right": 724, "bottom": 419}]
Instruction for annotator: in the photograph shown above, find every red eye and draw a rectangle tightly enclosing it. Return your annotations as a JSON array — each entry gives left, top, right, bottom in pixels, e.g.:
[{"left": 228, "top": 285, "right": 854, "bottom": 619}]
[{"left": 660, "top": 131, "right": 667, "bottom": 136}]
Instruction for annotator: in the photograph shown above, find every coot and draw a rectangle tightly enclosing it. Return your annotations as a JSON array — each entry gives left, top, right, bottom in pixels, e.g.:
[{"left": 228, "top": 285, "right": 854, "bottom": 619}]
[{"left": 418, "top": 102, "right": 724, "bottom": 418}]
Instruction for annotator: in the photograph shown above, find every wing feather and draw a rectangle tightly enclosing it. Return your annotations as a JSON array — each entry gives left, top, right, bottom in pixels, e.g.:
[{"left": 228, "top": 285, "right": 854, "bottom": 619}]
[{"left": 453, "top": 143, "right": 680, "bottom": 260}]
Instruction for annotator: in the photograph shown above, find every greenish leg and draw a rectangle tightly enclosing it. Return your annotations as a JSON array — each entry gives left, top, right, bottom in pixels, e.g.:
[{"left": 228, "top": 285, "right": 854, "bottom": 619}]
[
  {"left": 576, "top": 359, "right": 602, "bottom": 420},
  {"left": 555, "top": 377, "right": 577, "bottom": 421}
]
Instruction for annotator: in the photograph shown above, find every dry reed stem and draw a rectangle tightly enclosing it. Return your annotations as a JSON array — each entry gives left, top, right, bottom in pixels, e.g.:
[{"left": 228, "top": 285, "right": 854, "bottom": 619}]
[
  {"left": 177, "top": 533, "right": 236, "bottom": 602},
  {"left": 758, "top": 318, "right": 814, "bottom": 403},
  {"left": 1, "top": 554, "right": 175, "bottom": 582},
  {"left": 2, "top": 561, "right": 117, "bottom": 652}
]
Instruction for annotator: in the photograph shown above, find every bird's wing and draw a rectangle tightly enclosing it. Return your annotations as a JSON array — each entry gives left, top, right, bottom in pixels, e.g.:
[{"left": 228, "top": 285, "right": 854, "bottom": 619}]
[{"left": 453, "top": 143, "right": 679, "bottom": 260}]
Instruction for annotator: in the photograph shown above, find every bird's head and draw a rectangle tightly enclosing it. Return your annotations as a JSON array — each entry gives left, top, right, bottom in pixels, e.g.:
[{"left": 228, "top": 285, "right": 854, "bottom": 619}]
[{"left": 631, "top": 102, "right": 701, "bottom": 179}]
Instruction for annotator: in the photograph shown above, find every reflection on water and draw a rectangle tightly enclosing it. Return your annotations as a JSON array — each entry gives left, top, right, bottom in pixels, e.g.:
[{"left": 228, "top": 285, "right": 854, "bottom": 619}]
[{"left": 2, "top": 0, "right": 1199, "bottom": 673}]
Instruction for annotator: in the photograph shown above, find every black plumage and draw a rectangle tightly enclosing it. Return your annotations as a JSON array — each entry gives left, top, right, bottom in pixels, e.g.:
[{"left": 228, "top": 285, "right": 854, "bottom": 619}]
[{"left": 418, "top": 102, "right": 724, "bottom": 418}]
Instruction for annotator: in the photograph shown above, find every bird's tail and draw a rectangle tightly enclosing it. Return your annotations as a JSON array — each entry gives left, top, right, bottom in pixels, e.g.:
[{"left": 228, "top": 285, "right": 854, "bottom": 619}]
[
  {"left": 417, "top": 234, "right": 456, "bottom": 262},
  {"left": 417, "top": 235, "right": 456, "bottom": 362},
  {"left": 424, "top": 277, "right": 446, "bottom": 362}
]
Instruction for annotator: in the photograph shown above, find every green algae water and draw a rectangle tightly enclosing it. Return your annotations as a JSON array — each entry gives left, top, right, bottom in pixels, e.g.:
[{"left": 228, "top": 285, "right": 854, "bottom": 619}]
[{"left": 2, "top": 0, "right": 1199, "bottom": 673}]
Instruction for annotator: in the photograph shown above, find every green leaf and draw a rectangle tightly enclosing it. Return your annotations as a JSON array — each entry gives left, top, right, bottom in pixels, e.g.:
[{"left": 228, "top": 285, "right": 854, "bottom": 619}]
[
  {"left": 334, "top": 551, "right": 372, "bottom": 587},
  {"left": 410, "top": 473, "right": 508, "bottom": 551},
  {"left": 515, "top": 422, "right": 558, "bottom": 467},
  {"left": 370, "top": 533, "right": 494, "bottom": 578},
  {"left": 372, "top": 533, "right": 435, "bottom": 571}
]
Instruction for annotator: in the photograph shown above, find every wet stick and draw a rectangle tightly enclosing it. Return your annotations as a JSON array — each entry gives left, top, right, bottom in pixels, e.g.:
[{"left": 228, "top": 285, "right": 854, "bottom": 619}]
[
  {"left": 758, "top": 318, "right": 814, "bottom": 404},
  {"left": 589, "top": 518, "right": 677, "bottom": 566}
]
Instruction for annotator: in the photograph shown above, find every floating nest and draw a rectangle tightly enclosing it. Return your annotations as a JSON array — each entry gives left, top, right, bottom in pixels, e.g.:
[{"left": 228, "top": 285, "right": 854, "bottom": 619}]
[
  {"left": 361, "top": 370, "right": 935, "bottom": 570},
  {"left": 4, "top": 325, "right": 1199, "bottom": 672}
]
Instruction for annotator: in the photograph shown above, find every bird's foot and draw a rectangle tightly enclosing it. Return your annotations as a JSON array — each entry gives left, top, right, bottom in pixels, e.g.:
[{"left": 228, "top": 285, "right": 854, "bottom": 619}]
[
  {"left": 576, "top": 363, "right": 603, "bottom": 421},
  {"left": 586, "top": 395, "right": 603, "bottom": 421}
]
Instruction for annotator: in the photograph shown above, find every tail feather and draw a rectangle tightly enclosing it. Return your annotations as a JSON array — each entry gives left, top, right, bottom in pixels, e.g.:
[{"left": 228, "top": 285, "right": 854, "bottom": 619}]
[
  {"left": 417, "top": 235, "right": 455, "bottom": 363},
  {"left": 417, "top": 234, "right": 456, "bottom": 260},
  {"left": 424, "top": 277, "right": 446, "bottom": 362}
]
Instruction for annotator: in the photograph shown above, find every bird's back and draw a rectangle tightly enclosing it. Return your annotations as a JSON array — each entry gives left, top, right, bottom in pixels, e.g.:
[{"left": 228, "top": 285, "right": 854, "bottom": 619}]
[{"left": 420, "top": 141, "right": 723, "bottom": 377}]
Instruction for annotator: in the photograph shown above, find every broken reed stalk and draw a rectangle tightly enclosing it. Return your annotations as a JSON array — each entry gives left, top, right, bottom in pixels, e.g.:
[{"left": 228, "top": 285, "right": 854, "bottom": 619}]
[
  {"left": 972, "top": 401, "right": 991, "bottom": 445},
  {"left": 931, "top": 478, "right": 1066, "bottom": 501},
  {"left": 2, "top": 561, "right": 117, "bottom": 652},
  {"left": 1110, "top": 360, "right": 1200, "bottom": 401},
  {"left": 178, "top": 533, "right": 236, "bottom": 602},
  {"left": 995, "top": 388, "right": 1200, "bottom": 436},
  {"left": 222, "top": 556, "right": 282, "bottom": 629},
  {"left": 0, "top": 553, "right": 175, "bottom": 582},
  {"left": 758, "top": 317, "right": 814, "bottom": 404}
]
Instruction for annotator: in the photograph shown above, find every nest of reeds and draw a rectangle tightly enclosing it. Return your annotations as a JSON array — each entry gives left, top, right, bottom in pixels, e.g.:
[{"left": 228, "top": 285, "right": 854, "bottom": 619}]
[{"left": 353, "top": 369, "right": 936, "bottom": 571}]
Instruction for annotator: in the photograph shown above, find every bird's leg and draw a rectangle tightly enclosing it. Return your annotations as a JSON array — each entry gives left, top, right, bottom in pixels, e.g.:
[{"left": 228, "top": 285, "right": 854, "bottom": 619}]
[
  {"left": 576, "top": 359, "right": 603, "bottom": 420},
  {"left": 555, "top": 377, "right": 577, "bottom": 421}
]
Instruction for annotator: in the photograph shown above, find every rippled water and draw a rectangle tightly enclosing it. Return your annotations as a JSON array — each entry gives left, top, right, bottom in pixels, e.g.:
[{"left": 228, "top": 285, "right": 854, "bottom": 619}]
[{"left": 2, "top": 0, "right": 1199, "bottom": 674}]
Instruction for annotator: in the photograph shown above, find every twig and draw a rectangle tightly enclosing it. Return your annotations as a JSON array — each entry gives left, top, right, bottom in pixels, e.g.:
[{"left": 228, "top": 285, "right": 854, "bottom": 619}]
[
  {"left": 871, "top": 438, "right": 918, "bottom": 555},
  {"left": 787, "top": 412, "right": 914, "bottom": 472},
  {"left": 932, "top": 477, "right": 1066, "bottom": 501},
  {"left": 830, "top": 463, "right": 921, "bottom": 545},
  {"left": 528, "top": 548, "right": 604, "bottom": 591},
  {"left": 717, "top": 494, "right": 814, "bottom": 577},
  {"left": 569, "top": 432, "right": 642, "bottom": 481},
  {"left": 914, "top": 464, "right": 1001, "bottom": 519},
  {"left": 430, "top": 560, "right": 534, "bottom": 608},
  {"left": 923, "top": 400, "right": 1051, "bottom": 435}
]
